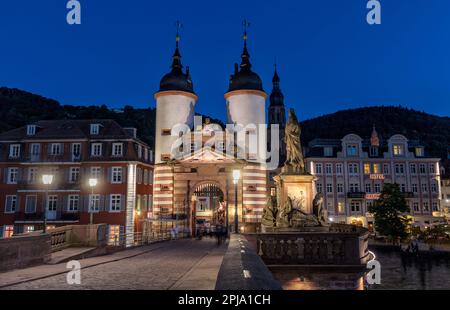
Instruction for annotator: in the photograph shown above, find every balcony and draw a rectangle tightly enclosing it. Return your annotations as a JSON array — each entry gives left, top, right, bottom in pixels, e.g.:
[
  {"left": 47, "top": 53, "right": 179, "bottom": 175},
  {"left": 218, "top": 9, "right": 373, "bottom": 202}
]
[{"left": 347, "top": 192, "right": 366, "bottom": 199}]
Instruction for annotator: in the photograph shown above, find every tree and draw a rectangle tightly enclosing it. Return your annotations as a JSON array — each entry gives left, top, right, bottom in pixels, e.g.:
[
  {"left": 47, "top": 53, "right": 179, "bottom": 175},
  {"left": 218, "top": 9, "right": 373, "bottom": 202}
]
[{"left": 369, "top": 183, "right": 411, "bottom": 242}]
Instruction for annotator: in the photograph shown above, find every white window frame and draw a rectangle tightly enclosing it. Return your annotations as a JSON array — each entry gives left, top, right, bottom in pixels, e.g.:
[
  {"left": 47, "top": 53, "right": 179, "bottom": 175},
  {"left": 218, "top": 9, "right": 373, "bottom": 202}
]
[
  {"left": 91, "top": 143, "right": 103, "bottom": 157},
  {"left": 71, "top": 143, "right": 81, "bottom": 157},
  {"left": 30, "top": 143, "right": 41, "bottom": 156},
  {"left": 50, "top": 143, "right": 63, "bottom": 156},
  {"left": 112, "top": 143, "right": 123, "bottom": 157},
  {"left": 7, "top": 167, "right": 19, "bottom": 184},
  {"left": 90, "top": 167, "right": 101, "bottom": 179},
  {"left": 110, "top": 194, "right": 122, "bottom": 212},
  {"left": 111, "top": 167, "right": 123, "bottom": 184},
  {"left": 27, "top": 125, "right": 36, "bottom": 136},
  {"left": 89, "top": 194, "right": 101, "bottom": 213},
  {"left": 90, "top": 124, "right": 100, "bottom": 135},
  {"left": 69, "top": 167, "right": 80, "bottom": 183},
  {"left": 337, "top": 183, "right": 344, "bottom": 193},
  {"left": 315, "top": 163, "right": 322, "bottom": 174},
  {"left": 9, "top": 144, "right": 21, "bottom": 158},
  {"left": 5, "top": 195, "right": 17, "bottom": 213},
  {"left": 67, "top": 195, "right": 79, "bottom": 212},
  {"left": 47, "top": 195, "right": 58, "bottom": 211},
  {"left": 28, "top": 167, "right": 38, "bottom": 183}
]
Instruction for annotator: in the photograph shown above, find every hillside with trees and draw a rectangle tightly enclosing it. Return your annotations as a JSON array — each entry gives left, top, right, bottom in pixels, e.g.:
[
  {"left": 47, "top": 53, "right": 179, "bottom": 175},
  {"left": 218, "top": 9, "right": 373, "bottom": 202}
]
[{"left": 1, "top": 87, "right": 449, "bottom": 159}]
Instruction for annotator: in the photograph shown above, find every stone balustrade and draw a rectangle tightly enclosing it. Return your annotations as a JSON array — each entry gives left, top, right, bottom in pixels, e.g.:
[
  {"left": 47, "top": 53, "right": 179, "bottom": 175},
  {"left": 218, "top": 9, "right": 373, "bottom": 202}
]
[{"left": 256, "top": 225, "right": 370, "bottom": 267}]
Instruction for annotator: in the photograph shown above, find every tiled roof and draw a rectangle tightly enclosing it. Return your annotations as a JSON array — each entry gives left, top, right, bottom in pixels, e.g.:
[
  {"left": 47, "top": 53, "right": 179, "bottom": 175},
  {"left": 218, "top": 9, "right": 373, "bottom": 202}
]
[{"left": 0, "top": 120, "right": 146, "bottom": 144}]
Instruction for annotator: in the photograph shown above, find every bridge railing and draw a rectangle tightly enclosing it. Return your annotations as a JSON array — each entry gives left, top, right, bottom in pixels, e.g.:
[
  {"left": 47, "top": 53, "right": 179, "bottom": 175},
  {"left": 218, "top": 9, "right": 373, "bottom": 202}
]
[{"left": 108, "top": 231, "right": 174, "bottom": 248}]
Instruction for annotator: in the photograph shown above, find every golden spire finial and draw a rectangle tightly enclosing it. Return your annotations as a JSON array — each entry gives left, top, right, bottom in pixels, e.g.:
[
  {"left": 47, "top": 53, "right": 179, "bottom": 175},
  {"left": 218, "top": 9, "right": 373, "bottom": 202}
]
[
  {"left": 242, "top": 19, "right": 250, "bottom": 42},
  {"left": 175, "top": 20, "right": 183, "bottom": 44}
]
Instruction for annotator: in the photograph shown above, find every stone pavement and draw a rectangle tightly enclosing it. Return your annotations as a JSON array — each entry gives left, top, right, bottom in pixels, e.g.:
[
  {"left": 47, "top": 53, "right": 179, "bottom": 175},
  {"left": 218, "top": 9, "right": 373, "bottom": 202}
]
[{"left": 0, "top": 238, "right": 227, "bottom": 290}]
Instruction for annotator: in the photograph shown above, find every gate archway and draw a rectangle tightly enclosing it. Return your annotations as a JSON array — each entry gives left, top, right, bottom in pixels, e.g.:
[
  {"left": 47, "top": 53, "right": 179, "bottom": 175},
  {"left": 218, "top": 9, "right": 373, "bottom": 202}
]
[{"left": 191, "top": 182, "right": 226, "bottom": 236}]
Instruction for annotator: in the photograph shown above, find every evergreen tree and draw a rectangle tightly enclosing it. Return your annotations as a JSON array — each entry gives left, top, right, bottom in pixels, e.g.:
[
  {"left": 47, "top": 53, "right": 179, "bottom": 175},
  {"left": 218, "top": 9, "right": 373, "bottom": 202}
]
[{"left": 369, "top": 183, "right": 411, "bottom": 241}]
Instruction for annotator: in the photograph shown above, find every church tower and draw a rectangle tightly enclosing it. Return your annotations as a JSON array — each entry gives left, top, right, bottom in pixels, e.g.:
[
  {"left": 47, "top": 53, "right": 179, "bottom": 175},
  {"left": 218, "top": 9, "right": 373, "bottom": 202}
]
[
  {"left": 268, "top": 65, "right": 286, "bottom": 164},
  {"left": 225, "top": 24, "right": 267, "bottom": 162},
  {"left": 154, "top": 28, "right": 198, "bottom": 164}
]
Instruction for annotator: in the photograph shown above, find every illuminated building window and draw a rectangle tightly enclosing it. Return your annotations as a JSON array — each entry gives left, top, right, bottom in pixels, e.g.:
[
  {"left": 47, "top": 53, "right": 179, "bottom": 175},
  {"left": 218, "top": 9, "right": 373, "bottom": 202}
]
[
  {"left": 24, "top": 225, "right": 34, "bottom": 233},
  {"left": 364, "top": 163, "right": 371, "bottom": 174},
  {"left": 393, "top": 144, "right": 404, "bottom": 156},
  {"left": 415, "top": 147, "right": 424, "bottom": 157},
  {"left": 373, "top": 164, "right": 381, "bottom": 174},
  {"left": 108, "top": 225, "right": 121, "bottom": 245},
  {"left": 3, "top": 225, "right": 14, "bottom": 238},
  {"left": 338, "top": 202, "right": 345, "bottom": 213}
]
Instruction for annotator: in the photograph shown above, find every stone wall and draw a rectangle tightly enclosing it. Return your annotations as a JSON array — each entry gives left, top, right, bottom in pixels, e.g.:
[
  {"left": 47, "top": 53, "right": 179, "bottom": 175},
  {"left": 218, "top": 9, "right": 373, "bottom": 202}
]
[{"left": 0, "top": 233, "right": 51, "bottom": 272}]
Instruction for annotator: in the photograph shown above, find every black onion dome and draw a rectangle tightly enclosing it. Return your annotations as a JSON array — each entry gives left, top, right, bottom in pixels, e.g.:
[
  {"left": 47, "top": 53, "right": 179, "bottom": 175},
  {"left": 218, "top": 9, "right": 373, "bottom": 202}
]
[
  {"left": 269, "top": 66, "right": 284, "bottom": 106},
  {"left": 227, "top": 37, "right": 264, "bottom": 93},
  {"left": 158, "top": 37, "right": 195, "bottom": 94}
]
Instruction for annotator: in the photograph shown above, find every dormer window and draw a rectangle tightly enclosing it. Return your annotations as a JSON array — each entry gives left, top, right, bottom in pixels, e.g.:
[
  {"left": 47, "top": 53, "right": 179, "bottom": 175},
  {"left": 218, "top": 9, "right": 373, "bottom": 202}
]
[
  {"left": 393, "top": 144, "right": 404, "bottom": 156},
  {"left": 346, "top": 144, "right": 358, "bottom": 157},
  {"left": 90, "top": 124, "right": 100, "bottom": 135},
  {"left": 27, "top": 125, "right": 36, "bottom": 136},
  {"left": 415, "top": 147, "right": 424, "bottom": 157},
  {"left": 324, "top": 147, "right": 333, "bottom": 157}
]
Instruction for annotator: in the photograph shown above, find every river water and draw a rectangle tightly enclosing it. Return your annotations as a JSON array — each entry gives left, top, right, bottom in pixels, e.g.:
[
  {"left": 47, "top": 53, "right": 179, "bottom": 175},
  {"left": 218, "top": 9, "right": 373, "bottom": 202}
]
[{"left": 272, "top": 246, "right": 450, "bottom": 290}]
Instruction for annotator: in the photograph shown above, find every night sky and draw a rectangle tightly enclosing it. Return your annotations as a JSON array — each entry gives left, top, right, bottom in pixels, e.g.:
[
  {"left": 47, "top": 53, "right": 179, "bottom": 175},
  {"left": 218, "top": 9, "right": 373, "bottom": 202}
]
[{"left": 1, "top": 0, "right": 450, "bottom": 121}]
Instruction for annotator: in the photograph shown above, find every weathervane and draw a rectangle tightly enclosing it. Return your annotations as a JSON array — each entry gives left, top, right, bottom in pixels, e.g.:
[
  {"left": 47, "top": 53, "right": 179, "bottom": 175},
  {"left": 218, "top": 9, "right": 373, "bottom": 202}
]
[
  {"left": 175, "top": 20, "right": 183, "bottom": 43},
  {"left": 242, "top": 19, "right": 250, "bottom": 41}
]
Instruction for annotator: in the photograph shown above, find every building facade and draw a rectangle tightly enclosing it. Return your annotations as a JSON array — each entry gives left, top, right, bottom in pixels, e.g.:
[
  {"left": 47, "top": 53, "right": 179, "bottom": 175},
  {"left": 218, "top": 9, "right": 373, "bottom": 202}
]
[
  {"left": 0, "top": 120, "right": 153, "bottom": 244},
  {"left": 305, "top": 128, "right": 443, "bottom": 230},
  {"left": 152, "top": 29, "right": 268, "bottom": 234},
  {"left": 440, "top": 159, "right": 450, "bottom": 219}
]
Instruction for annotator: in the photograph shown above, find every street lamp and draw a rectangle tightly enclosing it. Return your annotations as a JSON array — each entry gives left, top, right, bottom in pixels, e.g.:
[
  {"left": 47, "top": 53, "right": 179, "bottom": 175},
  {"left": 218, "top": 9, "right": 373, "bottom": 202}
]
[
  {"left": 88, "top": 178, "right": 98, "bottom": 225},
  {"left": 42, "top": 174, "right": 54, "bottom": 234},
  {"left": 233, "top": 169, "right": 241, "bottom": 234}
]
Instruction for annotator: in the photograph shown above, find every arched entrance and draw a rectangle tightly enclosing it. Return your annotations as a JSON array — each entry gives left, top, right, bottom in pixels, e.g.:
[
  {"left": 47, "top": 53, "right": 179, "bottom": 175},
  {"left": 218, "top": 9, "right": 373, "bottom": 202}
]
[{"left": 191, "top": 182, "right": 226, "bottom": 236}]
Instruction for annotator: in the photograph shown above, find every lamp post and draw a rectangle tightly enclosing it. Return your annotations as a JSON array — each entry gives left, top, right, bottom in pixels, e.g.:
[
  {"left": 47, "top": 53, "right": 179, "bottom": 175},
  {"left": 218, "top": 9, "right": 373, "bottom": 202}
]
[
  {"left": 42, "top": 174, "right": 54, "bottom": 234},
  {"left": 88, "top": 178, "right": 98, "bottom": 225},
  {"left": 232, "top": 170, "right": 241, "bottom": 234}
]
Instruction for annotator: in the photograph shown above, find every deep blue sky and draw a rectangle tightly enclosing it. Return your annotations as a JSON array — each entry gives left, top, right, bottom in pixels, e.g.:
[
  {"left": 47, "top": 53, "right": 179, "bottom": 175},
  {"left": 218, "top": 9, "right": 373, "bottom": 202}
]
[{"left": 1, "top": 0, "right": 450, "bottom": 121}]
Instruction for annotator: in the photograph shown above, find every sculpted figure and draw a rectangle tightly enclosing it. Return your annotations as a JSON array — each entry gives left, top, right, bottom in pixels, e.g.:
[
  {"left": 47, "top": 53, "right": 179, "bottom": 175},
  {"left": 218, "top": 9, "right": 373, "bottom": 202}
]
[
  {"left": 284, "top": 109, "right": 306, "bottom": 174},
  {"left": 312, "top": 193, "right": 329, "bottom": 226}
]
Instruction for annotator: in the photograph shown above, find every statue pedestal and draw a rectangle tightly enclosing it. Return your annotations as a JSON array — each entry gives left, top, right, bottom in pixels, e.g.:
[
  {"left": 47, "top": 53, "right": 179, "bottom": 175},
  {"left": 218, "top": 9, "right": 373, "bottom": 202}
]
[{"left": 273, "top": 173, "right": 316, "bottom": 215}]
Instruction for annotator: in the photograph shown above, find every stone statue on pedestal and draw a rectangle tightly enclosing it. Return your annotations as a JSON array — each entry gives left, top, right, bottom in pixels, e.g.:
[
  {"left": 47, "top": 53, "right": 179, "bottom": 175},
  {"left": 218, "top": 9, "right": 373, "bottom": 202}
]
[{"left": 283, "top": 109, "right": 306, "bottom": 174}]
